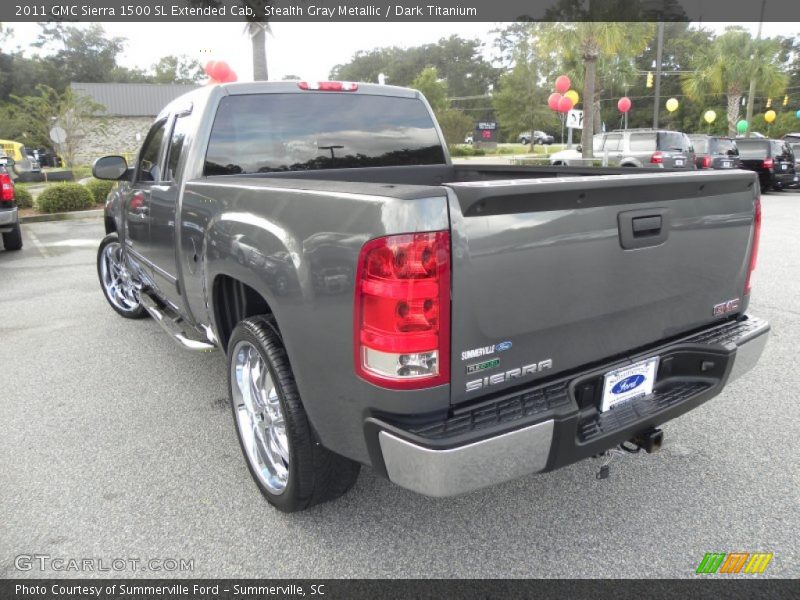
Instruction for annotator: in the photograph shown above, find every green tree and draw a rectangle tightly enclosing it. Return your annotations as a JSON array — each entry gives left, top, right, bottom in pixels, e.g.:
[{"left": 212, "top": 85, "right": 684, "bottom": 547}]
[
  {"left": 409, "top": 67, "right": 470, "bottom": 146},
  {"left": 331, "top": 36, "right": 498, "bottom": 97},
  {"left": 491, "top": 30, "right": 560, "bottom": 142},
  {"left": 682, "top": 28, "right": 788, "bottom": 136},
  {"left": 32, "top": 24, "right": 132, "bottom": 86},
  {"left": 411, "top": 67, "right": 448, "bottom": 112},
  {"left": 539, "top": 23, "right": 654, "bottom": 157},
  {"left": 151, "top": 55, "right": 205, "bottom": 84},
  {"left": 4, "top": 85, "right": 106, "bottom": 166}
]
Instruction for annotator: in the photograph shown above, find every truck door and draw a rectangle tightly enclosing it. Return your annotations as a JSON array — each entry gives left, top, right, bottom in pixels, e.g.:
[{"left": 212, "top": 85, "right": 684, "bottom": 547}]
[
  {"left": 125, "top": 119, "right": 167, "bottom": 278},
  {"left": 145, "top": 114, "right": 192, "bottom": 309},
  {"left": 125, "top": 116, "right": 181, "bottom": 309}
]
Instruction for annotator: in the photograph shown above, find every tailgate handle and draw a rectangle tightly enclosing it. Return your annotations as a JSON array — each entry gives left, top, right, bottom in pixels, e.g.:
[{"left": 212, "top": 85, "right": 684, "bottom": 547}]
[
  {"left": 618, "top": 209, "right": 669, "bottom": 250},
  {"left": 632, "top": 215, "right": 662, "bottom": 236}
]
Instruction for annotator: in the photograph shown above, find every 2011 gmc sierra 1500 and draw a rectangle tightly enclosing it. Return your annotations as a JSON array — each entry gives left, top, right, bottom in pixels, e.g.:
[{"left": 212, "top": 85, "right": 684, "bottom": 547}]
[{"left": 94, "top": 81, "right": 769, "bottom": 512}]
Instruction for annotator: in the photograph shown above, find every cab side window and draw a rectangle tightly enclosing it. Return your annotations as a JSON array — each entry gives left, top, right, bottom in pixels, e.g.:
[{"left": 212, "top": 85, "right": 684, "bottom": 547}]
[
  {"left": 165, "top": 116, "right": 192, "bottom": 182},
  {"left": 136, "top": 120, "right": 167, "bottom": 183}
]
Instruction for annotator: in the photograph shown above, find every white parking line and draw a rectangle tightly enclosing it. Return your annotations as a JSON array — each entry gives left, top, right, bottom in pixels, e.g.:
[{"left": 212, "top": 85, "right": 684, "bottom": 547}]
[
  {"left": 25, "top": 229, "right": 51, "bottom": 258},
  {"left": 44, "top": 239, "right": 98, "bottom": 248}
]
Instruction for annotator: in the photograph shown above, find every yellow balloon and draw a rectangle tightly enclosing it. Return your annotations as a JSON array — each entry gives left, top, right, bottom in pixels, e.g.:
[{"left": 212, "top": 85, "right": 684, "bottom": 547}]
[
  {"left": 564, "top": 90, "right": 580, "bottom": 105},
  {"left": 764, "top": 109, "right": 776, "bottom": 123},
  {"left": 666, "top": 98, "right": 679, "bottom": 112},
  {"left": 703, "top": 110, "right": 716, "bottom": 124}
]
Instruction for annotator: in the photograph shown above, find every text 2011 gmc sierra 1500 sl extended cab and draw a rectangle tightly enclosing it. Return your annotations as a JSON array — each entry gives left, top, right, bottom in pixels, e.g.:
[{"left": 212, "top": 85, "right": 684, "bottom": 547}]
[{"left": 94, "top": 81, "right": 769, "bottom": 512}]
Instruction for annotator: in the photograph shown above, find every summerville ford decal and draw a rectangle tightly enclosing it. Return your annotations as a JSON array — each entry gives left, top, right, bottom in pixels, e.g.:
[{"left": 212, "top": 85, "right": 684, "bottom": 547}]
[{"left": 460, "top": 340, "right": 512, "bottom": 361}]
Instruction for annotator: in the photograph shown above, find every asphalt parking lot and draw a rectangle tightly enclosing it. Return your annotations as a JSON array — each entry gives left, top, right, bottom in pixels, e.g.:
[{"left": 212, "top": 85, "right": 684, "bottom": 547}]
[{"left": 1, "top": 192, "right": 798, "bottom": 579}]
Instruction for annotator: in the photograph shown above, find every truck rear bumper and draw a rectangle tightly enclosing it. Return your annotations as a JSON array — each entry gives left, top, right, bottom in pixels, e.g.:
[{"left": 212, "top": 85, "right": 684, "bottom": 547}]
[{"left": 371, "top": 315, "right": 769, "bottom": 497}]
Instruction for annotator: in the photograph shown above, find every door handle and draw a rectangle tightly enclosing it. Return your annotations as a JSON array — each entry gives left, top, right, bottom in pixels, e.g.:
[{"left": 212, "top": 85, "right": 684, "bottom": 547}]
[
  {"left": 632, "top": 215, "right": 662, "bottom": 236},
  {"left": 618, "top": 209, "right": 669, "bottom": 249}
]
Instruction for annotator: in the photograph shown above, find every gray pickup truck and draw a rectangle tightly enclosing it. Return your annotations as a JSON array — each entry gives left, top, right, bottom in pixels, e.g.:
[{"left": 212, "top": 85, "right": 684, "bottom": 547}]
[{"left": 94, "top": 81, "right": 769, "bottom": 512}]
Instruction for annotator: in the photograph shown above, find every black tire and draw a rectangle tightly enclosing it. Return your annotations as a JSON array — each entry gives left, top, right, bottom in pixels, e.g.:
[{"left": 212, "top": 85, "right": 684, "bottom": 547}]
[
  {"left": 520, "top": 137, "right": 530, "bottom": 145},
  {"left": 97, "top": 233, "right": 147, "bottom": 319},
  {"left": 2, "top": 221, "right": 22, "bottom": 250},
  {"left": 228, "top": 316, "right": 360, "bottom": 512}
]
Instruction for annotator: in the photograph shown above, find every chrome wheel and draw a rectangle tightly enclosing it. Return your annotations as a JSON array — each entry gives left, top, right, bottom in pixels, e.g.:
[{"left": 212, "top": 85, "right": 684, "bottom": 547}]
[
  {"left": 100, "top": 241, "right": 141, "bottom": 312},
  {"left": 231, "top": 341, "right": 289, "bottom": 494}
]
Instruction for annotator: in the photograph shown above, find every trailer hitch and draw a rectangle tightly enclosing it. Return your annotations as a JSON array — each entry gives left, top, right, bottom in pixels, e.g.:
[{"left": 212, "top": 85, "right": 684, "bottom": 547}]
[{"left": 595, "top": 427, "right": 663, "bottom": 480}]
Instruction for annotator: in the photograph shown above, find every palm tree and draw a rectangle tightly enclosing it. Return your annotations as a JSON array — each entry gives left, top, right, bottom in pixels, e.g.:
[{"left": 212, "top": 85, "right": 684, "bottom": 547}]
[
  {"left": 540, "top": 23, "right": 653, "bottom": 158},
  {"left": 682, "top": 28, "right": 787, "bottom": 137},
  {"left": 245, "top": 21, "right": 270, "bottom": 81},
  {"left": 191, "top": 1, "right": 271, "bottom": 80}
]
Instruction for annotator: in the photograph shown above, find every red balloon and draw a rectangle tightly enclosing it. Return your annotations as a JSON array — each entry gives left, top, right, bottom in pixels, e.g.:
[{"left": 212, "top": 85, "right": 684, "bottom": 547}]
[
  {"left": 557, "top": 95, "right": 574, "bottom": 113},
  {"left": 555, "top": 75, "right": 571, "bottom": 94},
  {"left": 214, "top": 62, "right": 232, "bottom": 82},
  {"left": 223, "top": 69, "right": 238, "bottom": 83},
  {"left": 617, "top": 97, "right": 632, "bottom": 113},
  {"left": 548, "top": 93, "right": 562, "bottom": 111},
  {"left": 205, "top": 60, "right": 232, "bottom": 82}
]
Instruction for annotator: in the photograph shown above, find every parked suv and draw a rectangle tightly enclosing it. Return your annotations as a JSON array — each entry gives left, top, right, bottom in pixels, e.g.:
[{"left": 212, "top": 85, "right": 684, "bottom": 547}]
[
  {"left": 597, "top": 129, "right": 695, "bottom": 169},
  {"left": 518, "top": 130, "right": 554, "bottom": 145},
  {"left": 688, "top": 134, "right": 740, "bottom": 169},
  {"left": 736, "top": 138, "right": 798, "bottom": 191}
]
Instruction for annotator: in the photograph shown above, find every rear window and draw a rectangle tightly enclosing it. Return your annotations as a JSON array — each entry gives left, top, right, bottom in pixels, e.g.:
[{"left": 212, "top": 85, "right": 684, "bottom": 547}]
[
  {"left": 204, "top": 93, "right": 446, "bottom": 175},
  {"left": 656, "top": 132, "right": 688, "bottom": 152},
  {"left": 709, "top": 138, "right": 738, "bottom": 156},
  {"left": 772, "top": 141, "right": 791, "bottom": 158},
  {"left": 689, "top": 137, "right": 708, "bottom": 153},
  {"left": 629, "top": 133, "right": 656, "bottom": 152},
  {"left": 736, "top": 140, "right": 770, "bottom": 158}
]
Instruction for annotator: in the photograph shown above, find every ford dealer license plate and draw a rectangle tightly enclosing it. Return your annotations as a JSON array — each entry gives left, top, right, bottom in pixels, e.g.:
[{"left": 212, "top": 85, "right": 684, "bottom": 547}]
[{"left": 601, "top": 357, "right": 659, "bottom": 412}]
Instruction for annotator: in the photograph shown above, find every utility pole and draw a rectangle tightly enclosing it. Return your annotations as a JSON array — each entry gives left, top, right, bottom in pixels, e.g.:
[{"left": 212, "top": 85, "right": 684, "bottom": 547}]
[
  {"left": 653, "top": 22, "right": 664, "bottom": 128},
  {"left": 744, "top": 0, "right": 766, "bottom": 138}
]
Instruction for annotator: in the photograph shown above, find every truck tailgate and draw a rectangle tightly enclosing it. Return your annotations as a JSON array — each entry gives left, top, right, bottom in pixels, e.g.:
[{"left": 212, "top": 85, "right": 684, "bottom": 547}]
[{"left": 445, "top": 170, "right": 759, "bottom": 404}]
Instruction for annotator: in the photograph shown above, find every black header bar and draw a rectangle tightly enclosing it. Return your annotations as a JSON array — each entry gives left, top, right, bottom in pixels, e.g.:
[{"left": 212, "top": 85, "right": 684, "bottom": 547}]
[{"left": 3, "top": 0, "right": 800, "bottom": 22}]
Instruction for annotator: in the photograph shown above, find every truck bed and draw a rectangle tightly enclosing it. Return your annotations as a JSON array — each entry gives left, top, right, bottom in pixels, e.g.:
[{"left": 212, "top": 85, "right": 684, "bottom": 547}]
[{"left": 193, "top": 165, "right": 759, "bottom": 406}]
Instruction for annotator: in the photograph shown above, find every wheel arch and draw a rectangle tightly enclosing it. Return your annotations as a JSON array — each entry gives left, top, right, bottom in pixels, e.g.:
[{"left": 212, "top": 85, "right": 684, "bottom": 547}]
[{"left": 212, "top": 274, "right": 275, "bottom": 352}]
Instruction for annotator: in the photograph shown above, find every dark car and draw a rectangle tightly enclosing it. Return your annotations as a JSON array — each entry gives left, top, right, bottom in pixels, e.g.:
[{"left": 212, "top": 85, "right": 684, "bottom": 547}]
[
  {"left": 688, "top": 135, "right": 740, "bottom": 170},
  {"left": 791, "top": 143, "right": 800, "bottom": 171},
  {"left": 736, "top": 138, "right": 798, "bottom": 191},
  {"left": 782, "top": 133, "right": 800, "bottom": 144},
  {"left": 518, "top": 130, "right": 554, "bottom": 145}
]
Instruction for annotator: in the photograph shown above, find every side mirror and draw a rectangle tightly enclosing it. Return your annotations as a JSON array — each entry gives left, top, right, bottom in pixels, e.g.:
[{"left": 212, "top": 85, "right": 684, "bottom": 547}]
[
  {"left": 93, "top": 155, "right": 129, "bottom": 180},
  {"left": 0, "top": 157, "right": 14, "bottom": 167}
]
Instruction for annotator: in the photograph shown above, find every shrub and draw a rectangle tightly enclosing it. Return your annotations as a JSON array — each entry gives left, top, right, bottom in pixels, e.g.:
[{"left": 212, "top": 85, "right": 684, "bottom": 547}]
[
  {"left": 14, "top": 185, "right": 34, "bottom": 209},
  {"left": 35, "top": 182, "right": 94, "bottom": 213},
  {"left": 84, "top": 178, "right": 115, "bottom": 203},
  {"left": 449, "top": 145, "right": 486, "bottom": 157},
  {"left": 71, "top": 165, "right": 93, "bottom": 180}
]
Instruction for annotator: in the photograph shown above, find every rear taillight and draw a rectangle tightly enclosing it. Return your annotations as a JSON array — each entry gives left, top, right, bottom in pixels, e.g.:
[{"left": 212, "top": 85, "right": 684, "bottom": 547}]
[
  {"left": 763, "top": 158, "right": 774, "bottom": 169},
  {"left": 298, "top": 81, "right": 358, "bottom": 92},
  {"left": 650, "top": 151, "right": 663, "bottom": 164},
  {"left": 744, "top": 196, "right": 761, "bottom": 295},
  {"left": 0, "top": 172, "right": 14, "bottom": 201},
  {"left": 701, "top": 155, "right": 712, "bottom": 169},
  {"left": 354, "top": 231, "right": 450, "bottom": 389}
]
